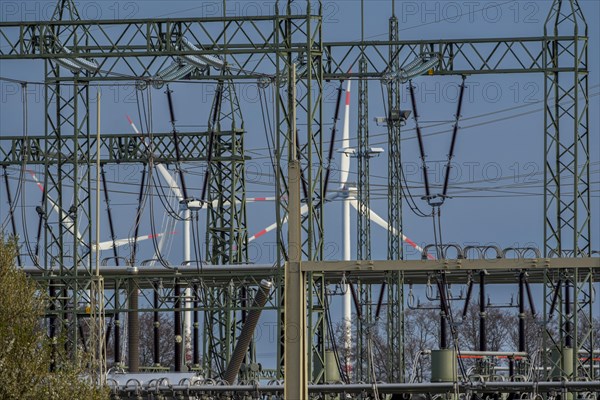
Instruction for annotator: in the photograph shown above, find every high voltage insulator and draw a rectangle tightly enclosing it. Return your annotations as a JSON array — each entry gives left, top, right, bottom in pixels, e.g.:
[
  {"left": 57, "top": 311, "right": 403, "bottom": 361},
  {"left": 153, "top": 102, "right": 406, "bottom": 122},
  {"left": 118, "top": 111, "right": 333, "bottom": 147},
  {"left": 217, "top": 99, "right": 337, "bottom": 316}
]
[
  {"left": 383, "top": 55, "right": 440, "bottom": 83},
  {"left": 180, "top": 36, "right": 226, "bottom": 69},
  {"left": 153, "top": 61, "right": 197, "bottom": 89},
  {"left": 150, "top": 36, "right": 228, "bottom": 88},
  {"left": 55, "top": 44, "right": 99, "bottom": 73}
]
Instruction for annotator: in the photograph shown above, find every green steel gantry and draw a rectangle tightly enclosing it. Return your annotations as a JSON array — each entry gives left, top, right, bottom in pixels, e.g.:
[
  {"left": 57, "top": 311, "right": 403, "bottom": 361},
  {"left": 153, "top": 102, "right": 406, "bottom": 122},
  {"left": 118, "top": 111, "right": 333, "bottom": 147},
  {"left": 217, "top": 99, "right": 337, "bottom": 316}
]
[{"left": 0, "top": 0, "right": 594, "bottom": 388}]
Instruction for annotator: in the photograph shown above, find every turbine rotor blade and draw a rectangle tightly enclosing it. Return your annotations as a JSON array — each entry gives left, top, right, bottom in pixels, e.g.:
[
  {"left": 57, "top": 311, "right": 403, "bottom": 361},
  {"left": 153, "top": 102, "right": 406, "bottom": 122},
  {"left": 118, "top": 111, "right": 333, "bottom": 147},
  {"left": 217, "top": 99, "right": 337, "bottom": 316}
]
[
  {"left": 127, "top": 116, "right": 185, "bottom": 200},
  {"left": 156, "top": 164, "right": 184, "bottom": 201},
  {"left": 248, "top": 204, "right": 309, "bottom": 243},
  {"left": 349, "top": 199, "right": 434, "bottom": 259},
  {"left": 340, "top": 79, "right": 352, "bottom": 186},
  {"left": 95, "top": 231, "right": 176, "bottom": 251},
  {"left": 28, "top": 170, "right": 82, "bottom": 241},
  {"left": 126, "top": 116, "right": 185, "bottom": 263}
]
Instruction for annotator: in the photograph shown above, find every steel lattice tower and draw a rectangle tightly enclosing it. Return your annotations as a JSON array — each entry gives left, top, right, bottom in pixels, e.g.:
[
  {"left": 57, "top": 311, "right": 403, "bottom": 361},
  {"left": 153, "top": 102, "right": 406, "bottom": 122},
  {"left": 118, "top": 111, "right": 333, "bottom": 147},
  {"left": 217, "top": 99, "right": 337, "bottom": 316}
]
[
  {"left": 542, "top": 0, "right": 594, "bottom": 381},
  {"left": 0, "top": 0, "right": 594, "bottom": 388}
]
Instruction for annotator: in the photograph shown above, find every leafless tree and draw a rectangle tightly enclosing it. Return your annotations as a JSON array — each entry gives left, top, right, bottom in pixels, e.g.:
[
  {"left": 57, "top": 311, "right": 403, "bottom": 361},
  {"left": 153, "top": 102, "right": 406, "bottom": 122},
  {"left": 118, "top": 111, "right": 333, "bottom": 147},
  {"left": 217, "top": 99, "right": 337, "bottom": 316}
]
[
  {"left": 331, "top": 289, "right": 599, "bottom": 382},
  {"left": 458, "top": 303, "right": 512, "bottom": 352},
  {"left": 139, "top": 312, "right": 175, "bottom": 367},
  {"left": 105, "top": 311, "right": 175, "bottom": 369},
  {"left": 506, "top": 309, "right": 544, "bottom": 354},
  {"left": 404, "top": 306, "right": 440, "bottom": 381}
]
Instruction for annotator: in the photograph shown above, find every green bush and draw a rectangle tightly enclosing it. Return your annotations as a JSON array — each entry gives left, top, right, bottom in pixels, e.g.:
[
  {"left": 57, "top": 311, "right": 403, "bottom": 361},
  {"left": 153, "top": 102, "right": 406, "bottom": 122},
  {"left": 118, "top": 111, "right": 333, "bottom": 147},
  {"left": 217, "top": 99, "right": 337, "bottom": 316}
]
[{"left": 0, "top": 235, "right": 109, "bottom": 400}]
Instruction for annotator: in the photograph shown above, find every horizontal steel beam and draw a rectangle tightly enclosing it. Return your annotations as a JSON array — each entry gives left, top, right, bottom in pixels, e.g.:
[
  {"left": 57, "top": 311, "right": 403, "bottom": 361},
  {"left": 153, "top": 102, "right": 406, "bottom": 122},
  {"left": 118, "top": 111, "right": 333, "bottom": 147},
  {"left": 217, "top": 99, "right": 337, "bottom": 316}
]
[
  {"left": 0, "top": 130, "right": 245, "bottom": 164},
  {"left": 0, "top": 17, "right": 584, "bottom": 77},
  {"left": 20, "top": 257, "right": 600, "bottom": 285},
  {"left": 22, "top": 264, "right": 277, "bottom": 283},
  {"left": 300, "top": 257, "right": 600, "bottom": 273},
  {"left": 324, "top": 36, "right": 586, "bottom": 77}
]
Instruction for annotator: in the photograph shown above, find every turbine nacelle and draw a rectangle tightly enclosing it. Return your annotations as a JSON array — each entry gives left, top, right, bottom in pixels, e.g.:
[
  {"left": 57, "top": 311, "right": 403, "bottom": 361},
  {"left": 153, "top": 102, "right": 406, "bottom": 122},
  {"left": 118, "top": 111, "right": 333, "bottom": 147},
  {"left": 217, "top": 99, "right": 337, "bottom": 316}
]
[
  {"left": 340, "top": 185, "right": 358, "bottom": 199},
  {"left": 374, "top": 110, "right": 412, "bottom": 126},
  {"left": 180, "top": 198, "right": 204, "bottom": 211},
  {"left": 337, "top": 147, "right": 384, "bottom": 158},
  {"left": 337, "top": 147, "right": 357, "bottom": 157}
]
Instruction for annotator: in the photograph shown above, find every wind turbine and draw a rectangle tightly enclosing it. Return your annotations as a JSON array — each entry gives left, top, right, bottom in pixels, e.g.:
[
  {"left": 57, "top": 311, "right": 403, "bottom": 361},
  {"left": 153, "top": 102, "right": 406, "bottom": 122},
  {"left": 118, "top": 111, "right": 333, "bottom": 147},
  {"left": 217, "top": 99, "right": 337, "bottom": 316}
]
[
  {"left": 126, "top": 114, "right": 291, "bottom": 366},
  {"left": 126, "top": 116, "right": 285, "bottom": 262},
  {"left": 337, "top": 78, "right": 435, "bottom": 375},
  {"left": 245, "top": 76, "right": 432, "bottom": 377},
  {"left": 127, "top": 114, "right": 206, "bottom": 368},
  {"left": 27, "top": 169, "right": 172, "bottom": 256},
  {"left": 120, "top": 53, "right": 440, "bottom": 370}
]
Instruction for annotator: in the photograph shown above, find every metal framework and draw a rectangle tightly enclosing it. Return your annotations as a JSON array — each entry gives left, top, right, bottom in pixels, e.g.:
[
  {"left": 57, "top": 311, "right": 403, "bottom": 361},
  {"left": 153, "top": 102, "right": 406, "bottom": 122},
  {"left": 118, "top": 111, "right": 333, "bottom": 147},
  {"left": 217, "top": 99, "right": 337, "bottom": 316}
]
[
  {"left": 356, "top": 2, "right": 371, "bottom": 263},
  {"left": 544, "top": 0, "right": 590, "bottom": 258},
  {"left": 39, "top": 0, "right": 98, "bottom": 371},
  {"left": 384, "top": 6, "right": 405, "bottom": 383},
  {"left": 0, "top": 131, "right": 214, "bottom": 164},
  {"left": 354, "top": 1, "right": 374, "bottom": 382},
  {"left": 201, "top": 76, "right": 249, "bottom": 375},
  {"left": 205, "top": 76, "right": 247, "bottom": 265},
  {"left": 0, "top": 0, "right": 595, "bottom": 393},
  {"left": 541, "top": 0, "right": 592, "bottom": 381}
]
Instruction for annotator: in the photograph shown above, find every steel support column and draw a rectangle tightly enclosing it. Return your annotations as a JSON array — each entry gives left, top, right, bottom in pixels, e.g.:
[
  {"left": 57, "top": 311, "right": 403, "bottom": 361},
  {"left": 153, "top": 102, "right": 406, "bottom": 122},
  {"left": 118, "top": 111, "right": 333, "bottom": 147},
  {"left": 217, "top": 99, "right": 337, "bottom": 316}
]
[
  {"left": 385, "top": 7, "right": 405, "bottom": 383},
  {"left": 543, "top": 0, "right": 592, "bottom": 382}
]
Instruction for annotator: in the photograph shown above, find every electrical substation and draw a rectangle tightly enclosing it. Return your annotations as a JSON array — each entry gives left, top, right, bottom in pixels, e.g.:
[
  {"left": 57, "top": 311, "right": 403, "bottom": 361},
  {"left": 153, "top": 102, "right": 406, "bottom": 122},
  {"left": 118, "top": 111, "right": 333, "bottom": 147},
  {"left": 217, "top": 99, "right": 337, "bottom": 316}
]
[{"left": 0, "top": 0, "right": 599, "bottom": 398}]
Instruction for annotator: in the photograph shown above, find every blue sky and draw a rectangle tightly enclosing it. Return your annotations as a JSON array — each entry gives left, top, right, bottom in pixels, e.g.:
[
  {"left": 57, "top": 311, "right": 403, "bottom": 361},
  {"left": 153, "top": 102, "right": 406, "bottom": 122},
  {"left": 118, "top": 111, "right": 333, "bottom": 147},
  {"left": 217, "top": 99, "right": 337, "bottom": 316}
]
[{"left": 3, "top": 1, "right": 598, "bottom": 264}]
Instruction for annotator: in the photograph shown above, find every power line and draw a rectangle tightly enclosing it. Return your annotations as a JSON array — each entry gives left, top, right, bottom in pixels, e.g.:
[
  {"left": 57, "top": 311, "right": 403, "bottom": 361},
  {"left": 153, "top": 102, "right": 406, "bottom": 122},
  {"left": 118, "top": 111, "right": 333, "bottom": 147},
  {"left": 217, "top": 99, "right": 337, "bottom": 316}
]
[{"left": 3, "top": 163, "right": 598, "bottom": 199}]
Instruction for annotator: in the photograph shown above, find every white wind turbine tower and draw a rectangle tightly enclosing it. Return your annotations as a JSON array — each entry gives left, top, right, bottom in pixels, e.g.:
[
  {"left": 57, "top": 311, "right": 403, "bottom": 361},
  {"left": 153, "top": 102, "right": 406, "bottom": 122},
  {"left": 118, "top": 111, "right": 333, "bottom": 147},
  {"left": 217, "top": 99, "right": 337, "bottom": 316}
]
[
  {"left": 337, "top": 78, "right": 433, "bottom": 376},
  {"left": 127, "top": 113, "right": 202, "bottom": 368},
  {"left": 127, "top": 115, "right": 204, "bottom": 366},
  {"left": 245, "top": 75, "right": 432, "bottom": 377},
  {"left": 127, "top": 113, "right": 287, "bottom": 366},
  {"left": 339, "top": 79, "right": 354, "bottom": 372}
]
